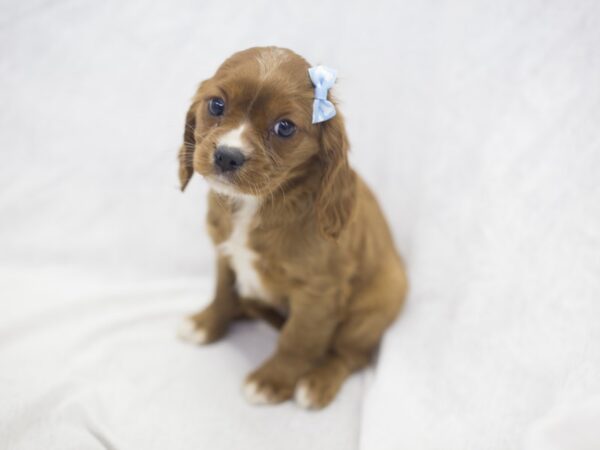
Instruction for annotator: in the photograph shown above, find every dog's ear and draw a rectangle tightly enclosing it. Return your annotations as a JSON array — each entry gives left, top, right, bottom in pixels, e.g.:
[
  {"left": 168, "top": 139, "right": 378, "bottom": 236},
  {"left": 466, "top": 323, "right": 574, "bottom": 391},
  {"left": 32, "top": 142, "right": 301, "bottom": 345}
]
[
  {"left": 315, "top": 112, "right": 357, "bottom": 239},
  {"left": 178, "top": 102, "right": 197, "bottom": 192}
]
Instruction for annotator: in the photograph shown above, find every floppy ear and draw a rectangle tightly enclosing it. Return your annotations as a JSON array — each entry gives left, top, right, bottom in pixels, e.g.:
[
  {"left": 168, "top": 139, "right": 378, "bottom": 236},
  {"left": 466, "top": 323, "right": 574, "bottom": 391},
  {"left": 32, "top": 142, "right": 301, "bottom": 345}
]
[
  {"left": 178, "top": 103, "right": 197, "bottom": 191},
  {"left": 315, "top": 112, "right": 357, "bottom": 239}
]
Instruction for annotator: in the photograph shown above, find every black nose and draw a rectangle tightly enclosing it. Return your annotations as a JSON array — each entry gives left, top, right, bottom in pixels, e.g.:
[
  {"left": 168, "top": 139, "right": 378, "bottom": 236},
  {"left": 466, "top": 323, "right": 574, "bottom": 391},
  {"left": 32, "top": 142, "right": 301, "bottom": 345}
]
[{"left": 214, "top": 146, "right": 245, "bottom": 172}]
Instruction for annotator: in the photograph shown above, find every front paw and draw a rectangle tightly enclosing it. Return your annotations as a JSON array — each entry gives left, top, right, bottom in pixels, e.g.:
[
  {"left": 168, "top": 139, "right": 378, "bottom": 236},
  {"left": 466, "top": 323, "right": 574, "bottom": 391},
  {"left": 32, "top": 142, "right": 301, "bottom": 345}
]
[
  {"left": 177, "top": 306, "right": 228, "bottom": 345},
  {"left": 243, "top": 361, "right": 298, "bottom": 405},
  {"left": 294, "top": 369, "right": 342, "bottom": 410}
]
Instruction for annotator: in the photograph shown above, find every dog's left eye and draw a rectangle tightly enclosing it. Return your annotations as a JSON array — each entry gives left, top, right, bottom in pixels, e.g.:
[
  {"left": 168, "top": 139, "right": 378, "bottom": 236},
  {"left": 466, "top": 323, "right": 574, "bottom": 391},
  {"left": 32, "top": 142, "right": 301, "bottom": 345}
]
[
  {"left": 208, "top": 97, "right": 225, "bottom": 116},
  {"left": 273, "top": 119, "right": 296, "bottom": 138}
]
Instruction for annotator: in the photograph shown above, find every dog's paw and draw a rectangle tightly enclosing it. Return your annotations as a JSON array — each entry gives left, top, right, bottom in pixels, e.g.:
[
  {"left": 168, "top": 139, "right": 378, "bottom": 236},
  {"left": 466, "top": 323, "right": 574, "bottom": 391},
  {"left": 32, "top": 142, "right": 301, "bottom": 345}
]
[
  {"left": 243, "top": 368, "right": 295, "bottom": 405},
  {"left": 177, "top": 318, "right": 209, "bottom": 344},
  {"left": 177, "top": 305, "right": 231, "bottom": 345},
  {"left": 243, "top": 379, "right": 274, "bottom": 405},
  {"left": 294, "top": 380, "right": 317, "bottom": 409},
  {"left": 294, "top": 370, "right": 342, "bottom": 410}
]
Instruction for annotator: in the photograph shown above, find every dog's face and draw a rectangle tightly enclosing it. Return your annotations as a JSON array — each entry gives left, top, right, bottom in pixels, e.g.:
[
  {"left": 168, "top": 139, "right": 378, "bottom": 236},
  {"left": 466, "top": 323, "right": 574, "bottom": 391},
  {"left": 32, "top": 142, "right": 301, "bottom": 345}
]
[
  {"left": 179, "top": 47, "right": 356, "bottom": 238},
  {"left": 180, "top": 47, "right": 322, "bottom": 197}
]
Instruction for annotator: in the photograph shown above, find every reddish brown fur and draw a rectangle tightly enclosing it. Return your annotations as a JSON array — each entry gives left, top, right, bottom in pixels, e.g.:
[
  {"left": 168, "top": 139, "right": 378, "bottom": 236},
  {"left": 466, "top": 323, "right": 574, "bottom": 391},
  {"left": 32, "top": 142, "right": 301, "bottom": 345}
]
[{"left": 178, "top": 47, "right": 407, "bottom": 409}]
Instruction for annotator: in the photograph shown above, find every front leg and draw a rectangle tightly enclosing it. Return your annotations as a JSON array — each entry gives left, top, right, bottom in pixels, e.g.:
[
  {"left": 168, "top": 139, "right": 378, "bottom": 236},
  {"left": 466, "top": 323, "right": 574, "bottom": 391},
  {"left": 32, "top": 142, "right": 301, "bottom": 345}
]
[
  {"left": 178, "top": 255, "right": 241, "bottom": 344},
  {"left": 244, "top": 288, "right": 341, "bottom": 404}
]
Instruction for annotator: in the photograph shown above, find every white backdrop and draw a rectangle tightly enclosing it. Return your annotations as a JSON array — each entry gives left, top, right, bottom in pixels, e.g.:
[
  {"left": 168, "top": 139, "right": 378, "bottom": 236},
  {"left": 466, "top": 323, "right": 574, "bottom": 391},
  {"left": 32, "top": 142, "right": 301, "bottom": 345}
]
[{"left": 1, "top": 1, "right": 599, "bottom": 449}]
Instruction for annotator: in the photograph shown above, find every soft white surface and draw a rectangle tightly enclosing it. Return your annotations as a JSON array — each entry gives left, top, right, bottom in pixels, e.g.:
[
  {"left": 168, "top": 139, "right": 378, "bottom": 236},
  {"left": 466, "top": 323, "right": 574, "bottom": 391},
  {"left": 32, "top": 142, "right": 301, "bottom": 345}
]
[
  {"left": 0, "top": 268, "right": 364, "bottom": 449},
  {"left": 1, "top": 1, "right": 599, "bottom": 449}
]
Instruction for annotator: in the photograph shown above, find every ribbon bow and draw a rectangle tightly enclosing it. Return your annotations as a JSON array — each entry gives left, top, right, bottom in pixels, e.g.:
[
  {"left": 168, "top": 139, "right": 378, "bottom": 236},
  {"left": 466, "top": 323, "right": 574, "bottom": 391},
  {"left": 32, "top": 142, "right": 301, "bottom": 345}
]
[{"left": 308, "top": 65, "right": 337, "bottom": 124}]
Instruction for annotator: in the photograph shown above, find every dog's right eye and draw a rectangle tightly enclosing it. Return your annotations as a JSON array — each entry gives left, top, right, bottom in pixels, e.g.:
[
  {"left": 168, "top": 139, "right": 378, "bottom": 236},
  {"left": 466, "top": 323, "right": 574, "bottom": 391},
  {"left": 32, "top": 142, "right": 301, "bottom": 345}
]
[
  {"left": 208, "top": 97, "right": 225, "bottom": 116},
  {"left": 273, "top": 119, "right": 296, "bottom": 138}
]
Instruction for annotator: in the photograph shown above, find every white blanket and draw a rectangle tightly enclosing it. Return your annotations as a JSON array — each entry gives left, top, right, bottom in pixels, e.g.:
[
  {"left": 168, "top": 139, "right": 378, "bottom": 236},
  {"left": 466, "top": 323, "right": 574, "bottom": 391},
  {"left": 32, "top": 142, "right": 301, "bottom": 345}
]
[{"left": 1, "top": 1, "right": 599, "bottom": 449}]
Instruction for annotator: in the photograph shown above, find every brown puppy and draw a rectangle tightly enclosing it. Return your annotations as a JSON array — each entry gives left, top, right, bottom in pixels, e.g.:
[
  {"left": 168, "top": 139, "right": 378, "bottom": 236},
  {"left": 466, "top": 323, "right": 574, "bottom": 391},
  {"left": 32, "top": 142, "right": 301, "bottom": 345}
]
[{"left": 177, "top": 47, "right": 407, "bottom": 409}]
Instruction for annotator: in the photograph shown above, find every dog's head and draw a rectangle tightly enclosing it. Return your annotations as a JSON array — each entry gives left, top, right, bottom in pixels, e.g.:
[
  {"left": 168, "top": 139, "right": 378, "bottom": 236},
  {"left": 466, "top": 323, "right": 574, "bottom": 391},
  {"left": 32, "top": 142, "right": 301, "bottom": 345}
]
[{"left": 179, "top": 47, "right": 356, "bottom": 238}]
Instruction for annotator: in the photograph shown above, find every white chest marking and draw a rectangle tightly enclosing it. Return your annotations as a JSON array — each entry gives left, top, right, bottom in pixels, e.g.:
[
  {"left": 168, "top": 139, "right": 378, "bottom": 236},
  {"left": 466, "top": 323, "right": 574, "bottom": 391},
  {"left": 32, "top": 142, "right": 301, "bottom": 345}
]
[{"left": 218, "top": 197, "right": 271, "bottom": 302}]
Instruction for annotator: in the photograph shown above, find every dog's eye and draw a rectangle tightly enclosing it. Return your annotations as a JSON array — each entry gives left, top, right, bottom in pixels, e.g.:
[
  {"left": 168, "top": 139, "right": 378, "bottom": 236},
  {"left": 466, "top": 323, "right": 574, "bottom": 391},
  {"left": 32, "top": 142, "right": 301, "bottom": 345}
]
[
  {"left": 273, "top": 119, "right": 296, "bottom": 138},
  {"left": 208, "top": 97, "right": 225, "bottom": 116}
]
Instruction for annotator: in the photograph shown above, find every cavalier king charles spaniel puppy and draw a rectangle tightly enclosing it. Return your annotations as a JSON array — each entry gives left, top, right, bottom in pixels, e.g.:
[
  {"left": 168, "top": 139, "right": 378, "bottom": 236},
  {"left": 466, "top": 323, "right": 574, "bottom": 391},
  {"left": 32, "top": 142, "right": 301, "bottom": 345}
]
[{"left": 177, "top": 47, "right": 407, "bottom": 409}]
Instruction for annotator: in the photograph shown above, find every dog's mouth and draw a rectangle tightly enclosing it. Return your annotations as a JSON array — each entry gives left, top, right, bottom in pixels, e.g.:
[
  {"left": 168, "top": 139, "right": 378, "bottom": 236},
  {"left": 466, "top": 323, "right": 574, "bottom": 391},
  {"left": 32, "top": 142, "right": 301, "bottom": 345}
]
[
  {"left": 192, "top": 151, "right": 247, "bottom": 197},
  {"left": 204, "top": 173, "right": 247, "bottom": 197}
]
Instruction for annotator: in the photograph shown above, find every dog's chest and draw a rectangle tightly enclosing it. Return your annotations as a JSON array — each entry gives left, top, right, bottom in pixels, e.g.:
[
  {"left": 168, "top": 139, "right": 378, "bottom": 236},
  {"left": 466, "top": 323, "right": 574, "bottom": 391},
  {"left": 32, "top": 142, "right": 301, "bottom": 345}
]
[{"left": 218, "top": 199, "right": 271, "bottom": 301}]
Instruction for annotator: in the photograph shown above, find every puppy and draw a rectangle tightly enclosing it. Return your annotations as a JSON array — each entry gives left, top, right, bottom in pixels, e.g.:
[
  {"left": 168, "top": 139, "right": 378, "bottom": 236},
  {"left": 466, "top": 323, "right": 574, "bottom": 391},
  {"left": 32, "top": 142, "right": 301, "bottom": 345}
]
[{"left": 177, "top": 47, "right": 407, "bottom": 409}]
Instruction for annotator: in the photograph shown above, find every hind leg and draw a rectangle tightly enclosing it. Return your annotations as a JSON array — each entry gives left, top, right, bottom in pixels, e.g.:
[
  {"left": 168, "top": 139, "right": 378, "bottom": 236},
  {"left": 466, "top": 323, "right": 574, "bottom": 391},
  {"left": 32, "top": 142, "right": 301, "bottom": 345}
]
[{"left": 295, "top": 264, "right": 406, "bottom": 409}]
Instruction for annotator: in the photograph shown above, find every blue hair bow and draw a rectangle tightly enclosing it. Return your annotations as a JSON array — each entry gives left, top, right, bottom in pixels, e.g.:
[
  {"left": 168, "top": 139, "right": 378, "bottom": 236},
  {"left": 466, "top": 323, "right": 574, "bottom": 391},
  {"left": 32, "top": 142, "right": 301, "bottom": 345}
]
[{"left": 308, "top": 65, "right": 337, "bottom": 124}]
